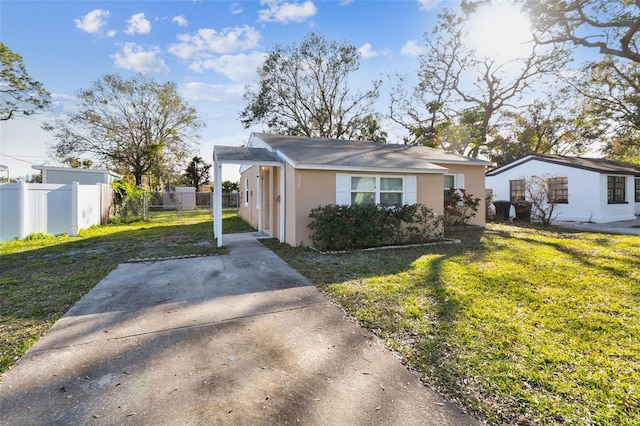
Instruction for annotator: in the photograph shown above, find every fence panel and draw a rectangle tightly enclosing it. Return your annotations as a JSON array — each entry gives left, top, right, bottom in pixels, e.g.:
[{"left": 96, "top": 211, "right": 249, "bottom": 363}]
[{"left": 0, "top": 182, "right": 109, "bottom": 242}]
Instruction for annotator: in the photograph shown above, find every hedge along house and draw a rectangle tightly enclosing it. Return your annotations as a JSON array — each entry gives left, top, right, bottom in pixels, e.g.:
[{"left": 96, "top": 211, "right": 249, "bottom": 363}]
[
  {"left": 212, "top": 133, "right": 494, "bottom": 248},
  {"left": 485, "top": 154, "right": 640, "bottom": 223}
]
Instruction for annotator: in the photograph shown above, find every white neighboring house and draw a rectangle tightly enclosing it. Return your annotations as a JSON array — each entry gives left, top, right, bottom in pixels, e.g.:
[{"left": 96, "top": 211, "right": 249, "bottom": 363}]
[
  {"left": 486, "top": 154, "right": 640, "bottom": 224},
  {"left": 33, "top": 165, "right": 121, "bottom": 185}
]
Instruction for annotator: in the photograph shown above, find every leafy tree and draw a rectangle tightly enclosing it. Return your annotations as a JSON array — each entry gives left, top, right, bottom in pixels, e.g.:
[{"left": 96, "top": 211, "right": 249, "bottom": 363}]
[
  {"left": 43, "top": 73, "right": 203, "bottom": 186},
  {"left": 240, "top": 32, "right": 381, "bottom": 139},
  {"left": 221, "top": 180, "right": 239, "bottom": 193},
  {"left": 488, "top": 95, "right": 590, "bottom": 166},
  {"left": 572, "top": 57, "right": 640, "bottom": 161},
  {"left": 63, "top": 157, "right": 94, "bottom": 169},
  {"left": 351, "top": 114, "right": 388, "bottom": 143},
  {"left": 183, "top": 156, "right": 211, "bottom": 190},
  {"left": 0, "top": 42, "right": 50, "bottom": 120},
  {"left": 525, "top": 0, "right": 640, "bottom": 63}
]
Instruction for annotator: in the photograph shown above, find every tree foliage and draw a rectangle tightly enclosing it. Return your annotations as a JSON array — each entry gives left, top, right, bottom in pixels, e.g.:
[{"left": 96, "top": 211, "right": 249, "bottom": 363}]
[
  {"left": 0, "top": 42, "right": 50, "bottom": 120},
  {"left": 526, "top": 0, "right": 640, "bottom": 63},
  {"left": 183, "top": 156, "right": 211, "bottom": 190},
  {"left": 240, "top": 32, "right": 381, "bottom": 139},
  {"left": 43, "top": 73, "right": 203, "bottom": 187},
  {"left": 572, "top": 57, "right": 640, "bottom": 161}
]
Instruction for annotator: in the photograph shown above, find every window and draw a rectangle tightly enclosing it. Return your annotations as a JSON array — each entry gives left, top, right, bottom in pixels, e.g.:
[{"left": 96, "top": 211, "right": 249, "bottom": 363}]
[
  {"left": 607, "top": 176, "right": 626, "bottom": 204},
  {"left": 510, "top": 179, "right": 525, "bottom": 202},
  {"left": 244, "top": 177, "right": 249, "bottom": 207},
  {"left": 548, "top": 177, "right": 568, "bottom": 204},
  {"left": 350, "top": 176, "right": 404, "bottom": 206},
  {"left": 444, "top": 175, "right": 455, "bottom": 202},
  {"left": 636, "top": 178, "right": 640, "bottom": 203}
]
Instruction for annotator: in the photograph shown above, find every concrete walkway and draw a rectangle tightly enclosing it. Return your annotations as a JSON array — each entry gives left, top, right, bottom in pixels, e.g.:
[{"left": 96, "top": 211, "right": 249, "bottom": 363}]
[
  {"left": 555, "top": 217, "right": 640, "bottom": 235},
  {"left": 0, "top": 233, "right": 478, "bottom": 426}
]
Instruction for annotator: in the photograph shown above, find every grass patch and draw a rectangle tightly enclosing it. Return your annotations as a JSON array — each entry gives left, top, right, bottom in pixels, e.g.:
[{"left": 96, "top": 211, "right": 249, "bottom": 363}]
[
  {"left": 0, "top": 208, "right": 253, "bottom": 373},
  {"left": 263, "top": 223, "right": 640, "bottom": 424}
]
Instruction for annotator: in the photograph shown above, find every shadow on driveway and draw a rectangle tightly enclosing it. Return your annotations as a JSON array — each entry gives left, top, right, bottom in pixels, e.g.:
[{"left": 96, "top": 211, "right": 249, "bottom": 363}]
[{"left": 0, "top": 233, "right": 478, "bottom": 426}]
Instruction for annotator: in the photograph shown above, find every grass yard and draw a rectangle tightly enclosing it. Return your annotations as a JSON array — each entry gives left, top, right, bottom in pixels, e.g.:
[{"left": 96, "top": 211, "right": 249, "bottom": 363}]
[
  {"left": 263, "top": 223, "right": 640, "bottom": 425},
  {"left": 0, "top": 208, "right": 253, "bottom": 373}
]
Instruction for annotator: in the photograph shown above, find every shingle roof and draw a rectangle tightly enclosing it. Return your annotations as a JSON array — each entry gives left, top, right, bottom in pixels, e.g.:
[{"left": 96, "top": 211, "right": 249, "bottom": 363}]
[
  {"left": 250, "top": 133, "right": 493, "bottom": 172},
  {"left": 486, "top": 153, "right": 640, "bottom": 176},
  {"left": 213, "top": 146, "right": 283, "bottom": 165}
]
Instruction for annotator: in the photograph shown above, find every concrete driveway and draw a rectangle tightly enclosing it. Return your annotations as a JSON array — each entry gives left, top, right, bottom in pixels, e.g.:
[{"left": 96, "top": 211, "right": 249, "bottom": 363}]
[
  {"left": 0, "top": 233, "right": 478, "bottom": 426},
  {"left": 555, "top": 217, "right": 640, "bottom": 235}
]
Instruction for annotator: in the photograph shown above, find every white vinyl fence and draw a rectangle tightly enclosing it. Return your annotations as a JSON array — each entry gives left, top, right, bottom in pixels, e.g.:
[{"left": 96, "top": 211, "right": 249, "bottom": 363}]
[{"left": 0, "top": 181, "right": 113, "bottom": 242}]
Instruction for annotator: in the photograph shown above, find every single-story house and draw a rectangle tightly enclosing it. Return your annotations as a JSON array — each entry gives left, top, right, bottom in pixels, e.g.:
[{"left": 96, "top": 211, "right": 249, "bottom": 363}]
[
  {"left": 485, "top": 154, "right": 640, "bottom": 223},
  {"left": 32, "top": 165, "right": 121, "bottom": 185},
  {"left": 212, "top": 133, "right": 493, "bottom": 247}
]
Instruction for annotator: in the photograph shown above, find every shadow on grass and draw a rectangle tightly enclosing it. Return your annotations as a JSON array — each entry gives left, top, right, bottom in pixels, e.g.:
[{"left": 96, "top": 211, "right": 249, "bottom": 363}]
[{"left": 0, "top": 217, "right": 241, "bottom": 373}]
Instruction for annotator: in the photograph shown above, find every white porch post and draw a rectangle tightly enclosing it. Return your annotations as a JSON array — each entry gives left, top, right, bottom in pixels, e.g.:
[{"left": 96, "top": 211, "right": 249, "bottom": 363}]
[
  {"left": 279, "top": 165, "right": 285, "bottom": 243},
  {"left": 257, "top": 169, "right": 263, "bottom": 233},
  {"left": 214, "top": 160, "right": 223, "bottom": 247}
]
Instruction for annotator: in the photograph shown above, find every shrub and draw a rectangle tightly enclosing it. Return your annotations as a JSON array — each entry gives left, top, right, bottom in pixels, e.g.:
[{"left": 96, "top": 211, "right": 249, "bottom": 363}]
[
  {"left": 444, "top": 188, "right": 480, "bottom": 227},
  {"left": 308, "top": 203, "right": 442, "bottom": 251},
  {"left": 111, "top": 180, "right": 148, "bottom": 223}
]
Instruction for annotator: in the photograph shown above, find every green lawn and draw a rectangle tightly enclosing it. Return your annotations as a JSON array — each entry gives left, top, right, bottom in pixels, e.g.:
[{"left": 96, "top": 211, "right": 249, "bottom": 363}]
[
  {"left": 0, "top": 208, "right": 253, "bottom": 373},
  {"left": 263, "top": 223, "right": 640, "bottom": 425}
]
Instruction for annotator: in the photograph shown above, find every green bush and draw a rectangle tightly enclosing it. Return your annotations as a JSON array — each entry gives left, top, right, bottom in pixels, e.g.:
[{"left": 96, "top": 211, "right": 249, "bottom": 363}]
[
  {"left": 111, "top": 180, "right": 148, "bottom": 223},
  {"left": 308, "top": 203, "right": 442, "bottom": 251}
]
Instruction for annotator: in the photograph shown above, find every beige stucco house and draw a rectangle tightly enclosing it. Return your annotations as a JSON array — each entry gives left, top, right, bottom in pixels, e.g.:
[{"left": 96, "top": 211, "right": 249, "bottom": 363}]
[{"left": 212, "top": 133, "right": 493, "bottom": 247}]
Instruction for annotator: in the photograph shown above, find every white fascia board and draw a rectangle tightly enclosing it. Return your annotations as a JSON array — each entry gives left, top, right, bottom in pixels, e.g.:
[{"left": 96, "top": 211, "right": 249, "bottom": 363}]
[
  {"left": 247, "top": 133, "right": 274, "bottom": 151},
  {"left": 291, "top": 163, "right": 448, "bottom": 174}
]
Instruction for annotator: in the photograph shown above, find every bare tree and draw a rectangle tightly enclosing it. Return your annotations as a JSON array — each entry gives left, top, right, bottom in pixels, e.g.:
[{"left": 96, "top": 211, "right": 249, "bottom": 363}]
[
  {"left": 525, "top": 0, "right": 640, "bottom": 63},
  {"left": 525, "top": 175, "right": 561, "bottom": 225}
]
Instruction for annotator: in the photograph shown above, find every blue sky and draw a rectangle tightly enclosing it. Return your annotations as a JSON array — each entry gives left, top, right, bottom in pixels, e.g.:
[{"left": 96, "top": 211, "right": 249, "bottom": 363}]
[{"left": 0, "top": 0, "right": 522, "bottom": 181}]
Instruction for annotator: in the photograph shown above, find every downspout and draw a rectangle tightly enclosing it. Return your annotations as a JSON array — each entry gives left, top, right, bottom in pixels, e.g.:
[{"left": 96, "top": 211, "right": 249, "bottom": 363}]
[{"left": 257, "top": 169, "right": 263, "bottom": 233}]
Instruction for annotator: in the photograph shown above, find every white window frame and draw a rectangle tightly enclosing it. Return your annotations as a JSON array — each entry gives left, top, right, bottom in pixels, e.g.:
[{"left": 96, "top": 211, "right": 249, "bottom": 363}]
[
  {"left": 336, "top": 174, "right": 417, "bottom": 206},
  {"left": 349, "top": 175, "right": 405, "bottom": 206}
]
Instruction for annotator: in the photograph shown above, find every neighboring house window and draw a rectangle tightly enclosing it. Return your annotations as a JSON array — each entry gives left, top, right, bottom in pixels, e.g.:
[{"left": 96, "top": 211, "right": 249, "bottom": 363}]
[
  {"left": 635, "top": 178, "right": 640, "bottom": 202},
  {"left": 244, "top": 177, "right": 249, "bottom": 207},
  {"left": 351, "top": 176, "right": 403, "bottom": 206},
  {"left": 548, "top": 176, "right": 568, "bottom": 204},
  {"left": 607, "top": 176, "right": 626, "bottom": 204},
  {"left": 510, "top": 179, "right": 525, "bottom": 202}
]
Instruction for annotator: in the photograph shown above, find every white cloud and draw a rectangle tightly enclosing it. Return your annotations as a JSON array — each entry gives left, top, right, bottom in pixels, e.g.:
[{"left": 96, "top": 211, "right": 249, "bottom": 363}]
[
  {"left": 417, "top": 0, "right": 441, "bottom": 11},
  {"left": 400, "top": 40, "right": 426, "bottom": 56},
  {"left": 74, "top": 9, "right": 115, "bottom": 37},
  {"left": 125, "top": 13, "right": 151, "bottom": 35},
  {"left": 112, "top": 43, "right": 169, "bottom": 74},
  {"left": 339, "top": 0, "right": 353, "bottom": 5},
  {"left": 258, "top": 0, "right": 317, "bottom": 23},
  {"left": 182, "top": 82, "right": 245, "bottom": 103},
  {"left": 169, "top": 25, "right": 260, "bottom": 59},
  {"left": 172, "top": 15, "right": 188, "bottom": 27},
  {"left": 189, "top": 52, "right": 267, "bottom": 83},
  {"left": 358, "top": 43, "right": 380, "bottom": 59},
  {"left": 230, "top": 3, "right": 243, "bottom": 15}
]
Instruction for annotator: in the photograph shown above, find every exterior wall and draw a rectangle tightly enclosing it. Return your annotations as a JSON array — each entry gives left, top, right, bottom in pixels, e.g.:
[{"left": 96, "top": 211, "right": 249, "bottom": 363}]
[
  {"left": 42, "top": 169, "right": 117, "bottom": 185},
  {"left": 238, "top": 166, "right": 259, "bottom": 228},
  {"left": 435, "top": 164, "right": 486, "bottom": 226},
  {"left": 485, "top": 160, "right": 636, "bottom": 223},
  {"left": 0, "top": 181, "right": 105, "bottom": 242}
]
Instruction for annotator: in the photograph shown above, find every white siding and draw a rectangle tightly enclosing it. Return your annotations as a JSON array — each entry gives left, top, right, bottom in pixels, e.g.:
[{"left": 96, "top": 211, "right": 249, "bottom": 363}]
[{"left": 486, "top": 159, "right": 636, "bottom": 223}]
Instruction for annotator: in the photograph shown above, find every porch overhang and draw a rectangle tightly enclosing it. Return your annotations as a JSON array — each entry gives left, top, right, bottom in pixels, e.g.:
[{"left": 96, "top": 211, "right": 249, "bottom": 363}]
[{"left": 212, "top": 146, "right": 285, "bottom": 248}]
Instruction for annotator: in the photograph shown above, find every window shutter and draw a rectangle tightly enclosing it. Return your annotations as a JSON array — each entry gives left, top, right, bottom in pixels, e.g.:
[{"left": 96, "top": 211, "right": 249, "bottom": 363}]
[
  {"left": 405, "top": 175, "right": 417, "bottom": 205},
  {"left": 336, "top": 173, "right": 350, "bottom": 205},
  {"left": 456, "top": 173, "right": 465, "bottom": 190}
]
